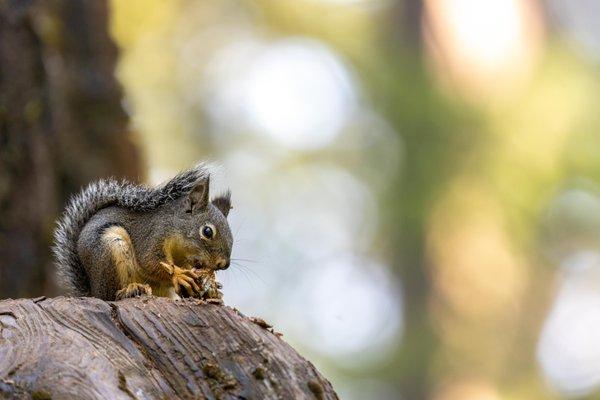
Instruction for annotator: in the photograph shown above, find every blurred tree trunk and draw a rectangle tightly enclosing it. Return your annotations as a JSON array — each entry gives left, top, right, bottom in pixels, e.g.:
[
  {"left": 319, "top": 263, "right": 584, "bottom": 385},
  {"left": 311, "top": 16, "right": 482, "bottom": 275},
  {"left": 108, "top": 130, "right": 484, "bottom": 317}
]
[
  {"left": 394, "top": 0, "right": 424, "bottom": 50},
  {"left": 0, "top": 0, "right": 141, "bottom": 298},
  {"left": 379, "top": 1, "right": 448, "bottom": 398}
]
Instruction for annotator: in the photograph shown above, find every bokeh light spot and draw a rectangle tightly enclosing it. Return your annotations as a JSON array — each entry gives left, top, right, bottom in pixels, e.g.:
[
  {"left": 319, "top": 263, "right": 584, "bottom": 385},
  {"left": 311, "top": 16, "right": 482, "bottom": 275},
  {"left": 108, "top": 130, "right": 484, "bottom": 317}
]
[
  {"left": 204, "top": 37, "right": 358, "bottom": 149},
  {"left": 537, "top": 251, "right": 600, "bottom": 397}
]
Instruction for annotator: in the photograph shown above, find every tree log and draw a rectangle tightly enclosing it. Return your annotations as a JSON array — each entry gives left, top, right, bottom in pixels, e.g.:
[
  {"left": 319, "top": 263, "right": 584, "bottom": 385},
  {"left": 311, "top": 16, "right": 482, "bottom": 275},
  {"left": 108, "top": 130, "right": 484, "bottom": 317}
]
[{"left": 0, "top": 297, "right": 338, "bottom": 400}]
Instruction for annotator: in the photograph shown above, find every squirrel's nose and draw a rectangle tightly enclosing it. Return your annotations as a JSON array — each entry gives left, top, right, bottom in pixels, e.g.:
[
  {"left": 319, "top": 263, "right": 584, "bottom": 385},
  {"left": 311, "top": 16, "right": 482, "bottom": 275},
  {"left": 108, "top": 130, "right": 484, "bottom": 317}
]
[{"left": 215, "top": 258, "right": 230, "bottom": 270}]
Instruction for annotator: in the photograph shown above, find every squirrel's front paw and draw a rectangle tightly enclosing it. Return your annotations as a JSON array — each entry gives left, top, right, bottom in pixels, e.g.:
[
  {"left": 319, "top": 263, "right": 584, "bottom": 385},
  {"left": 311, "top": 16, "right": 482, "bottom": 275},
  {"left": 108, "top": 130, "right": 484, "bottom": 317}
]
[
  {"left": 160, "top": 262, "right": 201, "bottom": 297},
  {"left": 115, "top": 282, "right": 152, "bottom": 300}
]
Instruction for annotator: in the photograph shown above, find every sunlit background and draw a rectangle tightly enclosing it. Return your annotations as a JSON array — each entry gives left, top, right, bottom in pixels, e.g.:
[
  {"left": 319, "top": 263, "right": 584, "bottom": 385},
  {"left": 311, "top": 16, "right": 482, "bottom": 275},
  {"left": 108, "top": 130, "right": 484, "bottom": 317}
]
[{"left": 108, "top": 0, "right": 600, "bottom": 398}]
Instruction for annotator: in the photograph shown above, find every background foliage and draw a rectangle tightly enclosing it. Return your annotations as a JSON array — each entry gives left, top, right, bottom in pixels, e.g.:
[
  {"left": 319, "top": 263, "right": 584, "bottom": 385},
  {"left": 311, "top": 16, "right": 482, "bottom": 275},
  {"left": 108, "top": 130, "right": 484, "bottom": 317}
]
[{"left": 3, "top": 1, "right": 600, "bottom": 398}]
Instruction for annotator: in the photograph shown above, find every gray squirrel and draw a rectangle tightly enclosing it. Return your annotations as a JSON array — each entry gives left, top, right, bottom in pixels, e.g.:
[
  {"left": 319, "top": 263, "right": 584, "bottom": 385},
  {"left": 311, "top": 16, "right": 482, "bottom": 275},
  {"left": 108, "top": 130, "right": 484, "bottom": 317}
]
[{"left": 53, "top": 163, "right": 232, "bottom": 300}]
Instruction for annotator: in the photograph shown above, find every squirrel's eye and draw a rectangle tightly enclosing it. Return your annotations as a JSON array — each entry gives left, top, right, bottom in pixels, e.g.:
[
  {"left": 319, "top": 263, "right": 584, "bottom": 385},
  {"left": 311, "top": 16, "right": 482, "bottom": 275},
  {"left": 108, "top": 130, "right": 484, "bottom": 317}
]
[{"left": 201, "top": 225, "right": 215, "bottom": 240}]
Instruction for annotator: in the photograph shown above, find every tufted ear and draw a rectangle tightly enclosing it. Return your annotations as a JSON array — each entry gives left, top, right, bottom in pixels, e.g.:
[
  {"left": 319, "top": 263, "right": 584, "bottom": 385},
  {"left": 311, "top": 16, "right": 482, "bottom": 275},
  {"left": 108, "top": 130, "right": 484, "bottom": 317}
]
[
  {"left": 186, "top": 176, "right": 209, "bottom": 212},
  {"left": 212, "top": 190, "right": 232, "bottom": 217}
]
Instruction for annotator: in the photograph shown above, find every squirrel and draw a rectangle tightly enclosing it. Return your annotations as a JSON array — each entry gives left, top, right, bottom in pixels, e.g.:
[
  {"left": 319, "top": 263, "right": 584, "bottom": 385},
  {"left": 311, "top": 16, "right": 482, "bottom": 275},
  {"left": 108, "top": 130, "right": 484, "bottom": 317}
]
[{"left": 53, "top": 163, "right": 233, "bottom": 301}]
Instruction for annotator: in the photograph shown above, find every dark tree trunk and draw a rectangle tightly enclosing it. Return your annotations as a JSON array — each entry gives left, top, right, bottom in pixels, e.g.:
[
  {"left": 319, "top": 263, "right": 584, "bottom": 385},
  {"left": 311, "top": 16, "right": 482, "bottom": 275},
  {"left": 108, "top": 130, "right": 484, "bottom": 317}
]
[
  {"left": 0, "top": 0, "right": 141, "bottom": 298},
  {"left": 0, "top": 296, "right": 338, "bottom": 400}
]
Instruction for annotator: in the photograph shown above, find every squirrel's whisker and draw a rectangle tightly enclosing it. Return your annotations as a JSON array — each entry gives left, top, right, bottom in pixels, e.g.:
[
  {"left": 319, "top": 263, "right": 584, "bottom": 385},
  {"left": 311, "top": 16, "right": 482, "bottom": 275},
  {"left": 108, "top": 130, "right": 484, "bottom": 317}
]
[
  {"left": 230, "top": 262, "right": 266, "bottom": 285},
  {"left": 231, "top": 258, "right": 257, "bottom": 263}
]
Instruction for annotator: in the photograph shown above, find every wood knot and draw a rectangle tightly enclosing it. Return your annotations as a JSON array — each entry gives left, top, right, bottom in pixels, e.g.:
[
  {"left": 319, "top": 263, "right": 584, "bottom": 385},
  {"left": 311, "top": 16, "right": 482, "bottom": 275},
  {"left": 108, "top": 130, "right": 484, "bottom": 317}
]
[
  {"left": 308, "top": 379, "right": 325, "bottom": 400},
  {"left": 252, "top": 366, "right": 266, "bottom": 380},
  {"left": 202, "top": 362, "right": 237, "bottom": 390}
]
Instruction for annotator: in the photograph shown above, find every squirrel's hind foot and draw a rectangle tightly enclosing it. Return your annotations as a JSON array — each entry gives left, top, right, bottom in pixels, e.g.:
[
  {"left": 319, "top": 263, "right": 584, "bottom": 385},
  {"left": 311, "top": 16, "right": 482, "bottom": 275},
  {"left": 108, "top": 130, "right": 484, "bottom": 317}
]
[{"left": 115, "top": 282, "right": 153, "bottom": 300}]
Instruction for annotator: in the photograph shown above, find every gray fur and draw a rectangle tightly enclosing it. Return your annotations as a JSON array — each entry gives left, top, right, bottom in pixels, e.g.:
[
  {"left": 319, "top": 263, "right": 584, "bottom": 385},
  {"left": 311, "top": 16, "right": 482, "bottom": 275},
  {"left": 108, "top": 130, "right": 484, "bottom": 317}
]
[{"left": 53, "top": 163, "right": 210, "bottom": 296}]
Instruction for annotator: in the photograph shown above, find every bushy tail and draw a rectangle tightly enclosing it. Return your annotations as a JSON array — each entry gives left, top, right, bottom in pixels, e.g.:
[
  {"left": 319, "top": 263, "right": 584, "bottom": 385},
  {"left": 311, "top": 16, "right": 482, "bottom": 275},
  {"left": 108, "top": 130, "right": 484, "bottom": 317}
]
[{"left": 53, "top": 164, "right": 209, "bottom": 295}]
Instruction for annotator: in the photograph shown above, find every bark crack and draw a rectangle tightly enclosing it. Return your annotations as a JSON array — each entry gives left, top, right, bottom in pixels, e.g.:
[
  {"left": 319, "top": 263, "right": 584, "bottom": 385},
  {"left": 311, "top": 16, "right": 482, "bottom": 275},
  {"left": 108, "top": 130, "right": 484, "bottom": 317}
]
[{"left": 108, "top": 302, "right": 178, "bottom": 396}]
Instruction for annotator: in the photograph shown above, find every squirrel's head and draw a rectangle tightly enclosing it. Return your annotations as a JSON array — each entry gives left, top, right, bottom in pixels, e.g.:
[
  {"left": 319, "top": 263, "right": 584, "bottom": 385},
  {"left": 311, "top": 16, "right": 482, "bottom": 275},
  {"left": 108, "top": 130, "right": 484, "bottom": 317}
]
[{"left": 178, "top": 176, "right": 233, "bottom": 271}]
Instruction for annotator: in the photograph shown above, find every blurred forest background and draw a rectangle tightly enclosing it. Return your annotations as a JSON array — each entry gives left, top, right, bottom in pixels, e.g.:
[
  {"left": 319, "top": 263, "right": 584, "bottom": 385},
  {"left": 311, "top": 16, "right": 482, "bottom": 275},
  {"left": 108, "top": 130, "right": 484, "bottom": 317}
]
[{"left": 2, "top": 0, "right": 600, "bottom": 399}]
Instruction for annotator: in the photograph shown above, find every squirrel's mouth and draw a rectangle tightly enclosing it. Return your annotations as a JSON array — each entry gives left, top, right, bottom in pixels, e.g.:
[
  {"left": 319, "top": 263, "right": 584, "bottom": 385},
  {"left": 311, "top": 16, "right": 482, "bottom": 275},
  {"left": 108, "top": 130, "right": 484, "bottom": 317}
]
[
  {"left": 191, "top": 255, "right": 228, "bottom": 271},
  {"left": 191, "top": 257, "right": 212, "bottom": 270}
]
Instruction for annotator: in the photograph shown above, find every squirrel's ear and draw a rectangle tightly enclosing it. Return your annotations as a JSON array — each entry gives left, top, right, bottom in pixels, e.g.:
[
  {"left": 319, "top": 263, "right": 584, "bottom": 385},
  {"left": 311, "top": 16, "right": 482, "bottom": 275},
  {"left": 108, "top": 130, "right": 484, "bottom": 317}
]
[
  {"left": 186, "top": 176, "right": 209, "bottom": 212},
  {"left": 212, "top": 190, "right": 232, "bottom": 217}
]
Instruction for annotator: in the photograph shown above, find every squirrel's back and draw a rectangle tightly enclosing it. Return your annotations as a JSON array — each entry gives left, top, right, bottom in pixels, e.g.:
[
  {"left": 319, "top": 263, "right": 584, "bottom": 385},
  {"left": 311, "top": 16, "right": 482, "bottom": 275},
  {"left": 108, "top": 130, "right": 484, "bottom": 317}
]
[{"left": 53, "top": 164, "right": 209, "bottom": 295}]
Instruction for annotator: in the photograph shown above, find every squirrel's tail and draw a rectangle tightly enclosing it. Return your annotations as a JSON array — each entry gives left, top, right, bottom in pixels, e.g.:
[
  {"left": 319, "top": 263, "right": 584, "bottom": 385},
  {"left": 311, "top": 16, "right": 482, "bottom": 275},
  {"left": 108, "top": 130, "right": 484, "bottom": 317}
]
[{"left": 53, "top": 163, "right": 209, "bottom": 295}]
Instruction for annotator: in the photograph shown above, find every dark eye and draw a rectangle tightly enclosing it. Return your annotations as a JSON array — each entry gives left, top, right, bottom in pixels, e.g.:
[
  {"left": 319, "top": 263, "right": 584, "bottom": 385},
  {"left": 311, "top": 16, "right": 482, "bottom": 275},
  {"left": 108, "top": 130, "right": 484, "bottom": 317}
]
[{"left": 201, "top": 225, "right": 214, "bottom": 240}]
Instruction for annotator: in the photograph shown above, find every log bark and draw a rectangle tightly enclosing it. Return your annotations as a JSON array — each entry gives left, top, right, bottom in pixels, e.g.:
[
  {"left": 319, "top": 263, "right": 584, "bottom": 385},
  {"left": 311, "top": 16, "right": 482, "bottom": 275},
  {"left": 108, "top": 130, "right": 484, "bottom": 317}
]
[{"left": 0, "top": 296, "right": 338, "bottom": 400}]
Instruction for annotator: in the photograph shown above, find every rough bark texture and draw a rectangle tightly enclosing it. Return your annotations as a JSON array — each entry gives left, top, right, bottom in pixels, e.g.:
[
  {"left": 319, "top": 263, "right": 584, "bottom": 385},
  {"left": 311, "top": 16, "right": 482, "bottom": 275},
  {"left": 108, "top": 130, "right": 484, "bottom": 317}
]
[
  {"left": 0, "top": 296, "right": 338, "bottom": 400},
  {"left": 0, "top": 0, "right": 142, "bottom": 298}
]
